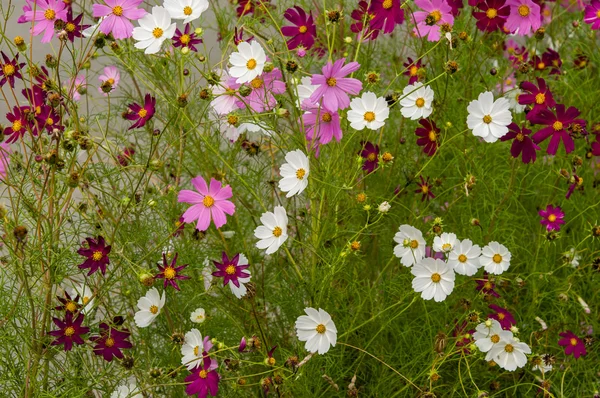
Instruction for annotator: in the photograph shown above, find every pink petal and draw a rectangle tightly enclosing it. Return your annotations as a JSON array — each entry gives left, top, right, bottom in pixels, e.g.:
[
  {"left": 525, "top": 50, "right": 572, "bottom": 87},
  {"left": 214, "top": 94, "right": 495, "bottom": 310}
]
[
  {"left": 191, "top": 176, "right": 209, "bottom": 195},
  {"left": 181, "top": 203, "right": 203, "bottom": 223},
  {"left": 210, "top": 206, "right": 227, "bottom": 229},
  {"left": 208, "top": 178, "right": 222, "bottom": 196},
  {"left": 195, "top": 206, "right": 212, "bottom": 231},
  {"left": 178, "top": 189, "right": 203, "bottom": 204},
  {"left": 215, "top": 200, "right": 235, "bottom": 215},
  {"left": 213, "top": 184, "right": 233, "bottom": 200}
]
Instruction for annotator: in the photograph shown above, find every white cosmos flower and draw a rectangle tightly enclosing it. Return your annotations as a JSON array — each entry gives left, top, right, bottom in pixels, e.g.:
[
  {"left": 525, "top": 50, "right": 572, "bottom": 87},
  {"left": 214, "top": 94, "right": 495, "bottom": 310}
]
[
  {"left": 68, "top": 282, "right": 94, "bottom": 315},
  {"left": 230, "top": 254, "right": 252, "bottom": 299},
  {"left": 400, "top": 82, "right": 434, "bottom": 120},
  {"left": 295, "top": 308, "right": 337, "bottom": 355},
  {"left": 279, "top": 150, "right": 309, "bottom": 197},
  {"left": 473, "top": 319, "right": 513, "bottom": 357},
  {"left": 479, "top": 241, "right": 511, "bottom": 275},
  {"left": 111, "top": 383, "right": 141, "bottom": 398},
  {"left": 190, "top": 307, "right": 206, "bottom": 324},
  {"left": 432, "top": 232, "right": 457, "bottom": 254},
  {"left": 132, "top": 6, "right": 176, "bottom": 55},
  {"left": 505, "top": 89, "right": 525, "bottom": 114},
  {"left": 254, "top": 206, "right": 288, "bottom": 254},
  {"left": 238, "top": 121, "right": 273, "bottom": 137},
  {"left": 297, "top": 76, "right": 318, "bottom": 109},
  {"left": 82, "top": 17, "right": 103, "bottom": 38},
  {"left": 181, "top": 328, "right": 209, "bottom": 370},
  {"left": 393, "top": 224, "right": 426, "bottom": 267},
  {"left": 532, "top": 354, "right": 553, "bottom": 373},
  {"left": 163, "top": 0, "right": 208, "bottom": 24},
  {"left": 448, "top": 239, "right": 482, "bottom": 276},
  {"left": 134, "top": 287, "right": 165, "bottom": 328},
  {"left": 210, "top": 70, "right": 239, "bottom": 115},
  {"left": 202, "top": 258, "right": 214, "bottom": 291},
  {"left": 347, "top": 92, "right": 390, "bottom": 131},
  {"left": 411, "top": 258, "right": 455, "bottom": 302},
  {"left": 467, "top": 91, "right": 512, "bottom": 143},
  {"left": 229, "top": 41, "right": 266, "bottom": 84},
  {"left": 487, "top": 336, "right": 531, "bottom": 371}
]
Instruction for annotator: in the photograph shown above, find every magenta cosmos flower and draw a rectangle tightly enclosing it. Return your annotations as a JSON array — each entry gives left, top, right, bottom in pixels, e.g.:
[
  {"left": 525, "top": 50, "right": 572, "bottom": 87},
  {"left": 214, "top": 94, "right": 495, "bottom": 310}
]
[
  {"left": 1, "top": 52, "right": 25, "bottom": 88},
  {"left": 403, "top": 57, "right": 426, "bottom": 84},
  {"left": 351, "top": 1, "right": 380, "bottom": 40},
  {"left": 303, "top": 105, "right": 342, "bottom": 149},
  {"left": 49, "top": 312, "right": 90, "bottom": 351},
  {"left": 415, "top": 176, "right": 435, "bottom": 201},
  {"left": 488, "top": 304, "right": 516, "bottom": 330},
  {"left": 473, "top": 0, "right": 510, "bottom": 32},
  {"left": 359, "top": 141, "right": 379, "bottom": 173},
  {"left": 63, "top": 9, "right": 90, "bottom": 42},
  {"left": 20, "top": 0, "right": 68, "bottom": 43},
  {"left": 369, "top": 0, "right": 405, "bottom": 34},
  {"left": 539, "top": 204, "right": 565, "bottom": 231},
  {"left": 309, "top": 58, "right": 362, "bottom": 112},
  {"left": 475, "top": 272, "right": 501, "bottom": 297},
  {"left": 90, "top": 321, "right": 133, "bottom": 362},
  {"left": 3, "top": 106, "right": 32, "bottom": 144},
  {"left": 584, "top": 0, "right": 600, "bottom": 29},
  {"left": 529, "top": 104, "right": 586, "bottom": 155},
  {"left": 98, "top": 65, "right": 120, "bottom": 95},
  {"left": 185, "top": 356, "right": 219, "bottom": 397},
  {"left": 125, "top": 94, "right": 156, "bottom": 130},
  {"left": 178, "top": 176, "right": 235, "bottom": 231},
  {"left": 415, "top": 119, "right": 440, "bottom": 156},
  {"left": 282, "top": 6, "right": 316, "bottom": 50},
  {"left": 173, "top": 24, "right": 203, "bottom": 52},
  {"left": 558, "top": 331, "right": 587, "bottom": 358},
  {"left": 519, "top": 78, "right": 555, "bottom": 116},
  {"left": 505, "top": 0, "right": 541, "bottom": 35},
  {"left": 77, "top": 236, "right": 112, "bottom": 276},
  {"left": 93, "top": 0, "right": 146, "bottom": 40},
  {"left": 413, "top": 0, "right": 455, "bottom": 41},
  {"left": 500, "top": 123, "right": 540, "bottom": 163},
  {"left": 156, "top": 252, "right": 190, "bottom": 291},
  {"left": 212, "top": 252, "right": 250, "bottom": 288}
]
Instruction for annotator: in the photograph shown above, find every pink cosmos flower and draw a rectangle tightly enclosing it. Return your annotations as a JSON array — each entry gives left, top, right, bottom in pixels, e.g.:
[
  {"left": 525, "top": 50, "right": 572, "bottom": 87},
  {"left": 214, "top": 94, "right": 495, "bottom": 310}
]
[
  {"left": 413, "top": 0, "right": 455, "bottom": 41},
  {"left": 125, "top": 94, "right": 156, "bottom": 130},
  {"left": 584, "top": 0, "right": 600, "bottom": 29},
  {"left": 68, "top": 75, "right": 87, "bottom": 102},
  {"left": 92, "top": 0, "right": 146, "bottom": 40},
  {"left": 558, "top": 331, "right": 587, "bottom": 358},
  {"left": 98, "top": 65, "right": 120, "bottom": 95},
  {"left": 505, "top": 0, "right": 541, "bottom": 35},
  {"left": 369, "top": 0, "right": 405, "bottom": 34},
  {"left": 473, "top": 0, "right": 510, "bottom": 33},
  {"left": 539, "top": 204, "right": 565, "bottom": 231},
  {"left": 210, "top": 70, "right": 241, "bottom": 115},
  {"left": 178, "top": 176, "right": 236, "bottom": 231},
  {"left": 20, "top": 0, "right": 68, "bottom": 43},
  {"left": 309, "top": 58, "right": 362, "bottom": 112},
  {"left": 236, "top": 68, "right": 286, "bottom": 113},
  {"left": 302, "top": 105, "right": 342, "bottom": 150},
  {"left": 282, "top": 6, "right": 317, "bottom": 50}
]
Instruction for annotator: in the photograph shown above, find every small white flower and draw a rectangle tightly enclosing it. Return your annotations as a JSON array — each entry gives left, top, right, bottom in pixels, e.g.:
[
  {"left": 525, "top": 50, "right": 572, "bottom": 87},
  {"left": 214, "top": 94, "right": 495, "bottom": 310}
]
[
  {"left": 487, "top": 336, "right": 531, "bottom": 371},
  {"left": 295, "top": 308, "right": 337, "bottom": 355},
  {"left": 467, "top": 91, "right": 512, "bottom": 143},
  {"left": 378, "top": 201, "right": 391, "bottom": 213},
  {"left": 411, "top": 258, "right": 455, "bottom": 302},
  {"left": 399, "top": 82, "right": 434, "bottom": 120},
  {"left": 254, "top": 206, "right": 288, "bottom": 254},
  {"left": 238, "top": 121, "right": 273, "bottom": 137},
  {"left": 163, "top": 0, "right": 208, "bottom": 24},
  {"left": 433, "top": 232, "right": 457, "bottom": 254},
  {"left": 564, "top": 247, "right": 580, "bottom": 268},
  {"left": 279, "top": 150, "right": 310, "bottom": 197},
  {"left": 532, "top": 354, "right": 553, "bottom": 373},
  {"left": 111, "top": 383, "right": 141, "bottom": 398},
  {"left": 229, "top": 253, "right": 252, "bottom": 299},
  {"left": 68, "top": 282, "right": 94, "bottom": 315},
  {"left": 393, "top": 224, "right": 426, "bottom": 267},
  {"left": 479, "top": 241, "right": 511, "bottom": 275},
  {"left": 473, "top": 319, "right": 512, "bottom": 356},
  {"left": 181, "top": 328, "right": 207, "bottom": 370},
  {"left": 134, "top": 287, "right": 165, "bottom": 328},
  {"left": 347, "top": 92, "right": 390, "bottom": 131},
  {"left": 505, "top": 89, "right": 525, "bottom": 114},
  {"left": 448, "top": 239, "right": 482, "bottom": 276},
  {"left": 190, "top": 308, "right": 207, "bottom": 324},
  {"left": 229, "top": 41, "right": 266, "bottom": 84},
  {"left": 296, "top": 76, "right": 319, "bottom": 109},
  {"left": 222, "top": 230, "right": 236, "bottom": 239},
  {"left": 132, "top": 6, "right": 177, "bottom": 55}
]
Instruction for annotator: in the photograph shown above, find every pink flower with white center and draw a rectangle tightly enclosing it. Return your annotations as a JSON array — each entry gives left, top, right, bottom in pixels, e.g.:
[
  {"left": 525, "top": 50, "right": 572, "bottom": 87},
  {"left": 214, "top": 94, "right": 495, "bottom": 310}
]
[
  {"left": 20, "top": 0, "right": 68, "bottom": 43},
  {"left": 309, "top": 58, "right": 363, "bottom": 112},
  {"left": 413, "top": 0, "right": 454, "bottom": 41},
  {"left": 505, "top": 0, "right": 541, "bottom": 35},
  {"left": 98, "top": 66, "right": 120, "bottom": 95},
  {"left": 210, "top": 70, "right": 241, "bottom": 115},
  {"left": 236, "top": 68, "right": 286, "bottom": 113},
  {"left": 93, "top": 0, "right": 147, "bottom": 40},
  {"left": 178, "top": 176, "right": 236, "bottom": 231}
]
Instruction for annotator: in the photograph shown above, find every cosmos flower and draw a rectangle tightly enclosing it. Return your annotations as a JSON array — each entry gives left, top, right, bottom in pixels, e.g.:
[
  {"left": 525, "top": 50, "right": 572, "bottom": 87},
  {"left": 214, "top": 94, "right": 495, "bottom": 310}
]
[
  {"left": 448, "top": 239, "right": 482, "bottom": 276},
  {"left": 173, "top": 24, "right": 203, "bottom": 52},
  {"left": 164, "top": 0, "right": 209, "bottom": 24},
  {"left": 505, "top": 0, "right": 541, "bottom": 34},
  {"left": 393, "top": 225, "right": 426, "bottom": 267},
  {"left": 413, "top": 0, "right": 455, "bottom": 41},
  {"left": 92, "top": 0, "right": 147, "bottom": 40},
  {"left": 98, "top": 66, "right": 120, "bottom": 95},
  {"left": 62, "top": 9, "right": 90, "bottom": 42},
  {"left": 125, "top": 94, "right": 156, "bottom": 130},
  {"left": 473, "top": 319, "right": 512, "bottom": 355},
  {"left": 77, "top": 236, "right": 112, "bottom": 276},
  {"left": 529, "top": 104, "right": 586, "bottom": 155},
  {"left": 190, "top": 308, "right": 207, "bottom": 324},
  {"left": 3, "top": 106, "right": 31, "bottom": 144},
  {"left": 279, "top": 150, "right": 310, "bottom": 197},
  {"left": 55, "top": 291, "right": 82, "bottom": 314},
  {"left": 518, "top": 78, "right": 555, "bottom": 116},
  {"left": 132, "top": 6, "right": 177, "bottom": 55},
  {"left": 229, "top": 41, "right": 266, "bottom": 84},
  {"left": 539, "top": 204, "right": 565, "bottom": 231},
  {"left": 156, "top": 252, "right": 190, "bottom": 291},
  {"left": 68, "top": 74, "right": 87, "bottom": 102},
  {"left": 212, "top": 252, "right": 251, "bottom": 297},
  {"left": 254, "top": 206, "right": 288, "bottom": 254},
  {"left": 415, "top": 119, "right": 440, "bottom": 156},
  {"left": 400, "top": 82, "right": 434, "bottom": 120},
  {"left": 184, "top": 356, "right": 220, "bottom": 397},
  {"left": 369, "top": 0, "right": 405, "bottom": 34},
  {"left": 90, "top": 321, "right": 133, "bottom": 362},
  {"left": 488, "top": 304, "right": 516, "bottom": 330},
  {"left": 20, "top": 0, "right": 68, "bottom": 43},
  {"left": 178, "top": 176, "right": 235, "bottom": 231},
  {"left": 350, "top": 1, "right": 380, "bottom": 40},
  {"left": 303, "top": 105, "right": 342, "bottom": 149},
  {"left": 584, "top": 0, "right": 600, "bottom": 29},
  {"left": 49, "top": 312, "right": 89, "bottom": 351},
  {"left": 209, "top": 70, "right": 241, "bottom": 115},
  {"left": 558, "top": 331, "right": 587, "bottom": 358},
  {"left": 295, "top": 308, "right": 337, "bottom": 355},
  {"left": 475, "top": 272, "right": 501, "bottom": 297},
  {"left": 403, "top": 57, "right": 426, "bottom": 84},
  {"left": 282, "top": 6, "right": 316, "bottom": 50},
  {"left": 68, "top": 282, "right": 95, "bottom": 314},
  {"left": 0, "top": 52, "right": 25, "bottom": 88},
  {"left": 411, "top": 258, "right": 455, "bottom": 302},
  {"left": 359, "top": 141, "right": 380, "bottom": 174},
  {"left": 134, "top": 287, "right": 165, "bottom": 328},
  {"left": 473, "top": 0, "right": 510, "bottom": 32},
  {"left": 433, "top": 232, "right": 457, "bottom": 254},
  {"left": 236, "top": 68, "right": 286, "bottom": 113},
  {"left": 309, "top": 58, "right": 362, "bottom": 112},
  {"left": 487, "top": 336, "right": 531, "bottom": 371},
  {"left": 347, "top": 92, "right": 390, "bottom": 131},
  {"left": 467, "top": 91, "right": 512, "bottom": 143},
  {"left": 181, "top": 328, "right": 216, "bottom": 370},
  {"left": 415, "top": 176, "right": 435, "bottom": 201},
  {"left": 499, "top": 123, "right": 540, "bottom": 164},
  {"left": 480, "top": 241, "right": 511, "bottom": 275}
]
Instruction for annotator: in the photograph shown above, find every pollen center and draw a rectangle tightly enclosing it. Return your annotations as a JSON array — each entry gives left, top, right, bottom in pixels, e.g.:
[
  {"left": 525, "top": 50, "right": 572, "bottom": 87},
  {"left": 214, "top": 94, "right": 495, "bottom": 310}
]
[
  {"left": 486, "top": 8, "right": 498, "bottom": 18},
  {"left": 410, "top": 65, "right": 418, "bottom": 76},
  {"left": 431, "top": 272, "right": 441, "bottom": 283},
  {"left": 552, "top": 121, "right": 563, "bottom": 131},
  {"left": 367, "top": 153, "right": 376, "bottom": 161},
  {"left": 548, "top": 214, "right": 557, "bottom": 222},
  {"left": 194, "top": 345, "right": 199, "bottom": 356},
  {"left": 225, "top": 264, "right": 236, "bottom": 275},
  {"left": 316, "top": 324, "right": 326, "bottom": 334},
  {"left": 415, "top": 97, "right": 425, "bottom": 108},
  {"left": 516, "top": 132, "right": 524, "bottom": 142},
  {"left": 44, "top": 9, "right": 56, "bottom": 20},
  {"left": 183, "top": 6, "right": 193, "bottom": 15},
  {"left": 490, "top": 334, "right": 500, "bottom": 343},
  {"left": 518, "top": 4, "right": 530, "bottom": 16},
  {"left": 570, "top": 337, "right": 578, "bottom": 346},
  {"left": 112, "top": 6, "right": 123, "bottom": 16},
  {"left": 65, "top": 302, "right": 78, "bottom": 312},
  {"left": 364, "top": 111, "right": 376, "bottom": 122},
  {"left": 326, "top": 77, "right": 337, "bottom": 87},
  {"left": 428, "top": 130, "right": 437, "bottom": 141},
  {"left": 66, "top": 22, "right": 75, "bottom": 32},
  {"left": 138, "top": 109, "right": 148, "bottom": 118},
  {"left": 442, "top": 243, "right": 452, "bottom": 251},
  {"left": 383, "top": 0, "right": 393, "bottom": 8},
  {"left": 250, "top": 77, "right": 263, "bottom": 89},
  {"left": 12, "top": 120, "right": 22, "bottom": 132},
  {"left": 410, "top": 239, "right": 419, "bottom": 249},
  {"left": 152, "top": 27, "right": 164, "bottom": 39},
  {"left": 537, "top": 62, "right": 545, "bottom": 70},
  {"left": 483, "top": 115, "right": 492, "bottom": 124},
  {"left": 3, "top": 64, "right": 16, "bottom": 76},
  {"left": 64, "top": 326, "right": 75, "bottom": 336},
  {"left": 199, "top": 369, "right": 208, "bottom": 379},
  {"left": 105, "top": 337, "right": 115, "bottom": 347},
  {"left": 180, "top": 34, "right": 191, "bottom": 45},
  {"left": 429, "top": 10, "right": 442, "bottom": 22},
  {"left": 321, "top": 112, "right": 332, "bottom": 122},
  {"left": 227, "top": 115, "right": 238, "bottom": 125},
  {"left": 458, "top": 254, "right": 467, "bottom": 263},
  {"left": 504, "top": 343, "right": 514, "bottom": 353},
  {"left": 492, "top": 254, "right": 502, "bottom": 263},
  {"left": 83, "top": 296, "right": 91, "bottom": 305},
  {"left": 149, "top": 305, "right": 159, "bottom": 314},
  {"left": 296, "top": 168, "right": 306, "bottom": 180},
  {"left": 203, "top": 195, "right": 215, "bottom": 207},
  {"left": 164, "top": 266, "right": 177, "bottom": 279},
  {"left": 273, "top": 226, "right": 283, "bottom": 237},
  {"left": 92, "top": 251, "right": 103, "bottom": 261},
  {"left": 246, "top": 58, "right": 257, "bottom": 70},
  {"left": 298, "top": 25, "right": 308, "bottom": 33},
  {"left": 497, "top": 312, "right": 505, "bottom": 320}
]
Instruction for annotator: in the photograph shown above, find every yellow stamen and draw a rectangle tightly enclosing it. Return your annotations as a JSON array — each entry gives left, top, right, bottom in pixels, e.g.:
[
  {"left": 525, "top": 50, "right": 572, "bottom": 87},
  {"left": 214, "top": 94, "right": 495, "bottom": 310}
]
[
  {"left": 548, "top": 214, "right": 557, "bottom": 222},
  {"left": 431, "top": 273, "right": 441, "bottom": 283},
  {"left": 164, "top": 266, "right": 177, "bottom": 279},
  {"left": 504, "top": 344, "right": 514, "bottom": 353},
  {"left": 138, "top": 108, "right": 148, "bottom": 118},
  {"left": 363, "top": 111, "right": 375, "bottom": 122},
  {"left": 66, "top": 22, "right": 75, "bottom": 32},
  {"left": 409, "top": 240, "right": 419, "bottom": 249},
  {"left": 492, "top": 254, "right": 502, "bottom": 263},
  {"left": 486, "top": 8, "right": 498, "bottom": 18},
  {"left": 105, "top": 337, "right": 115, "bottom": 347},
  {"left": 112, "top": 6, "right": 123, "bottom": 16},
  {"left": 203, "top": 195, "right": 215, "bottom": 207},
  {"left": 552, "top": 121, "right": 563, "bottom": 131},
  {"left": 12, "top": 120, "right": 22, "bottom": 132},
  {"left": 3, "top": 64, "right": 15, "bottom": 77},
  {"left": 225, "top": 265, "right": 236, "bottom": 275},
  {"left": 535, "top": 93, "right": 545, "bottom": 104},
  {"left": 183, "top": 6, "right": 193, "bottom": 15},
  {"left": 64, "top": 326, "right": 75, "bottom": 336},
  {"left": 246, "top": 58, "right": 257, "bottom": 70},
  {"left": 326, "top": 77, "right": 337, "bottom": 87},
  {"left": 518, "top": 4, "right": 530, "bottom": 16},
  {"left": 250, "top": 77, "right": 263, "bottom": 89},
  {"left": 92, "top": 251, "right": 103, "bottom": 261},
  {"left": 316, "top": 324, "right": 326, "bottom": 333},
  {"left": 180, "top": 34, "right": 191, "bottom": 45},
  {"left": 44, "top": 9, "right": 56, "bottom": 20},
  {"left": 298, "top": 25, "right": 308, "bottom": 33},
  {"left": 321, "top": 113, "right": 332, "bottom": 122},
  {"left": 149, "top": 305, "right": 159, "bottom": 314},
  {"left": 273, "top": 226, "right": 283, "bottom": 237},
  {"left": 152, "top": 27, "right": 163, "bottom": 39},
  {"left": 296, "top": 168, "right": 306, "bottom": 180},
  {"left": 483, "top": 115, "right": 492, "bottom": 124},
  {"left": 415, "top": 98, "right": 425, "bottom": 108},
  {"left": 458, "top": 254, "right": 467, "bottom": 263}
]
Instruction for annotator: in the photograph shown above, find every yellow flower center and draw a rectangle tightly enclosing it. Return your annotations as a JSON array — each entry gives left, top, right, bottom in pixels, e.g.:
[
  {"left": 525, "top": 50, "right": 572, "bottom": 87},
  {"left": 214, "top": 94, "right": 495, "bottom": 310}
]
[
  {"left": 537, "top": 62, "right": 545, "bottom": 70},
  {"left": 225, "top": 264, "right": 236, "bottom": 275},
  {"left": 597, "top": 9, "right": 600, "bottom": 18},
  {"left": 570, "top": 337, "right": 578, "bottom": 346},
  {"left": 410, "top": 65, "right": 418, "bottom": 76},
  {"left": 504, "top": 344, "right": 514, "bottom": 353},
  {"left": 552, "top": 121, "right": 563, "bottom": 131},
  {"left": 246, "top": 58, "right": 257, "bottom": 70},
  {"left": 199, "top": 369, "right": 208, "bottom": 379},
  {"left": 92, "top": 251, "right": 103, "bottom": 261},
  {"left": 415, "top": 97, "right": 425, "bottom": 108},
  {"left": 483, "top": 115, "right": 492, "bottom": 124},
  {"left": 65, "top": 301, "right": 77, "bottom": 312},
  {"left": 44, "top": 9, "right": 56, "bottom": 20},
  {"left": 273, "top": 226, "right": 283, "bottom": 237},
  {"left": 548, "top": 214, "right": 557, "bottom": 222},
  {"left": 421, "top": 185, "right": 429, "bottom": 193},
  {"left": 326, "top": 77, "right": 337, "bottom": 87},
  {"left": 12, "top": 120, "right": 22, "bottom": 132},
  {"left": 66, "top": 22, "right": 76, "bottom": 32},
  {"left": 491, "top": 334, "right": 500, "bottom": 343},
  {"left": 383, "top": 0, "right": 393, "bottom": 9},
  {"left": 442, "top": 243, "right": 452, "bottom": 251},
  {"left": 112, "top": 6, "right": 123, "bottom": 16},
  {"left": 429, "top": 10, "right": 442, "bottom": 22},
  {"left": 535, "top": 93, "right": 545, "bottom": 104},
  {"left": 364, "top": 111, "right": 376, "bottom": 122},
  {"left": 410, "top": 239, "right": 419, "bottom": 249},
  {"left": 296, "top": 168, "right": 306, "bottom": 180},
  {"left": 250, "top": 77, "right": 263, "bottom": 89},
  {"left": 316, "top": 324, "right": 326, "bottom": 333},
  {"left": 268, "top": 357, "right": 276, "bottom": 365},
  {"left": 164, "top": 266, "right": 177, "bottom": 279},
  {"left": 152, "top": 27, "right": 164, "bottom": 39},
  {"left": 105, "top": 337, "right": 115, "bottom": 347},
  {"left": 518, "top": 4, "right": 530, "bottom": 16},
  {"left": 227, "top": 115, "right": 238, "bottom": 125},
  {"left": 138, "top": 108, "right": 148, "bottom": 118},
  {"left": 64, "top": 326, "right": 75, "bottom": 336},
  {"left": 497, "top": 312, "right": 505, "bottom": 320},
  {"left": 484, "top": 281, "right": 492, "bottom": 289},
  {"left": 458, "top": 254, "right": 467, "bottom": 263},
  {"left": 203, "top": 195, "right": 215, "bottom": 207},
  {"left": 321, "top": 112, "right": 332, "bottom": 122},
  {"left": 194, "top": 345, "right": 200, "bottom": 356},
  {"left": 180, "top": 34, "right": 191, "bottom": 45},
  {"left": 516, "top": 132, "right": 524, "bottom": 142},
  {"left": 298, "top": 25, "right": 308, "bottom": 33},
  {"left": 431, "top": 272, "right": 441, "bottom": 283},
  {"left": 367, "top": 153, "right": 376, "bottom": 161},
  {"left": 492, "top": 254, "right": 502, "bottom": 263},
  {"left": 149, "top": 305, "right": 159, "bottom": 314},
  {"left": 45, "top": 117, "right": 53, "bottom": 126},
  {"left": 183, "top": 6, "right": 193, "bottom": 15},
  {"left": 486, "top": 8, "right": 498, "bottom": 18},
  {"left": 428, "top": 130, "right": 437, "bottom": 141},
  {"left": 83, "top": 296, "right": 91, "bottom": 305},
  {"left": 3, "top": 64, "right": 15, "bottom": 77}
]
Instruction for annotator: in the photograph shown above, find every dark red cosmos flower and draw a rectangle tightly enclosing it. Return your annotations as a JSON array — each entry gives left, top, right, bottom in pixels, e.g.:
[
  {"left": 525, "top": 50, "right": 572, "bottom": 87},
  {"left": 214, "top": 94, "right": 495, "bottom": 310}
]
[
  {"left": 415, "top": 176, "right": 435, "bottom": 201},
  {"left": 415, "top": 118, "right": 440, "bottom": 156},
  {"left": 49, "top": 312, "right": 89, "bottom": 351},
  {"left": 77, "top": 236, "right": 111, "bottom": 276},
  {"left": 3, "top": 106, "right": 33, "bottom": 143},
  {"left": 351, "top": 1, "right": 380, "bottom": 40},
  {"left": 212, "top": 252, "right": 250, "bottom": 288},
  {"left": 566, "top": 174, "right": 583, "bottom": 199},
  {"left": 282, "top": 6, "right": 316, "bottom": 50},
  {"left": 500, "top": 123, "right": 540, "bottom": 164},
  {"left": 233, "top": 26, "right": 253, "bottom": 45},
  {"left": 125, "top": 94, "right": 156, "bottom": 130},
  {"left": 90, "top": 321, "right": 133, "bottom": 362},
  {"left": 540, "top": 49, "right": 562, "bottom": 75},
  {"left": 185, "top": 355, "right": 220, "bottom": 397},
  {"left": 403, "top": 57, "right": 425, "bottom": 84},
  {"left": 488, "top": 304, "right": 515, "bottom": 330},
  {"left": 55, "top": 291, "right": 81, "bottom": 313},
  {"left": 473, "top": 0, "right": 510, "bottom": 32},
  {"left": 447, "top": 0, "right": 465, "bottom": 16},
  {"left": 475, "top": 272, "right": 501, "bottom": 297},
  {"left": 173, "top": 24, "right": 203, "bottom": 52},
  {"left": 558, "top": 331, "right": 587, "bottom": 358},
  {"left": 519, "top": 78, "right": 555, "bottom": 116},
  {"left": 591, "top": 140, "right": 600, "bottom": 156},
  {"left": 117, "top": 145, "right": 135, "bottom": 166},
  {"left": 236, "top": 0, "right": 255, "bottom": 16},
  {"left": 63, "top": 9, "right": 89, "bottom": 42},
  {"left": 529, "top": 104, "right": 586, "bottom": 155},
  {"left": 452, "top": 320, "right": 475, "bottom": 353},
  {"left": 156, "top": 252, "right": 190, "bottom": 291},
  {"left": 359, "top": 141, "right": 379, "bottom": 173},
  {"left": 1, "top": 52, "right": 25, "bottom": 88},
  {"left": 369, "top": 0, "right": 405, "bottom": 34}
]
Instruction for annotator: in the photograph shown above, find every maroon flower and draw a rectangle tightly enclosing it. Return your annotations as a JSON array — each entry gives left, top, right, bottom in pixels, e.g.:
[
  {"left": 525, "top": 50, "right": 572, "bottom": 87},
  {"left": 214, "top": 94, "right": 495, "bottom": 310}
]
[
  {"left": 63, "top": 9, "right": 90, "bottom": 42},
  {"left": 475, "top": 272, "right": 501, "bottom": 297},
  {"left": 212, "top": 252, "right": 250, "bottom": 288},
  {"left": 125, "top": 94, "right": 156, "bottom": 130},
  {"left": 403, "top": 57, "right": 426, "bottom": 84},
  {"left": 77, "top": 236, "right": 111, "bottom": 276},
  {"left": 488, "top": 304, "right": 515, "bottom": 330},
  {"left": 236, "top": 0, "right": 255, "bottom": 16},
  {"left": 447, "top": 0, "right": 465, "bottom": 15},
  {"left": 541, "top": 49, "right": 562, "bottom": 75},
  {"left": 500, "top": 123, "right": 540, "bottom": 164},
  {"left": 369, "top": 0, "right": 405, "bottom": 34},
  {"left": 359, "top": 141, "right": 379, "bottom": 173},
  {"left": 519, "top": 78, "right": 556, "bottom": 116},
  {"left": 117, "top": 145, "right": 135, "bottom": 166},
  {"left": 452, "top": 320, "right": 475, "bottom": 353},
  {"left": 351, "top": 1, "right": 380, "bottom": 40},
  {"left": 566, "top": 174, "right": 583, "bottom": 199},
  {"left": 49, "top": 312, "right": 89, "bottom": 351},
  {"left": 539, "top": 204, "right": 565, "bottom": 231},
  {"left": 529, "top": 104, "right": 586, "bottom": 155},
  {"left": 90, "top": 321, "right": 133, "bottom": 362},
  {"left": 55, "top": 291, "right": 81, "bottom": 313},
  {"left": 185, "top": 355, "right": 220, "bottom": 397},
  {"left": 473, "top": 0, "right": 510, "bottom": 32},
  {"left": 173, "top": 216, "right": 186, "bottom": 237},
  {"left": 415, "top": 176, "right": 435, "bottom": 201},
  {"left": 1, "top": 52, "right": 25, "bottom": 88},
  {"left": 233, "top": 26, "right": 253, "bottom": 45},
  {"left": 156, "top": 252, "right": 190, "bottom": 291},
  {"left": 3, "top": 106, "right": 32, "bottom": 143},
  {"left": 415, "top": 118, "right": 440, "bottom": 156},
  {"left": 173, "top": 24, "right": 203, "bottom": 52},
  {"left": 282, "top": 6, "right": 316, "bottom": 50},
  {"left": 558, "top": 331, "right": 587, "bottom": 358}
]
